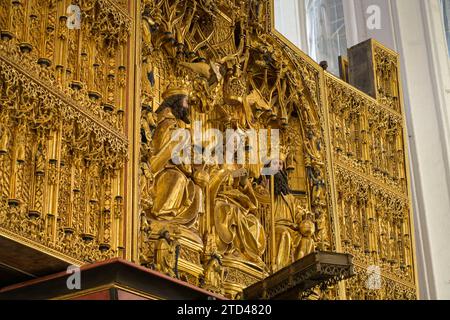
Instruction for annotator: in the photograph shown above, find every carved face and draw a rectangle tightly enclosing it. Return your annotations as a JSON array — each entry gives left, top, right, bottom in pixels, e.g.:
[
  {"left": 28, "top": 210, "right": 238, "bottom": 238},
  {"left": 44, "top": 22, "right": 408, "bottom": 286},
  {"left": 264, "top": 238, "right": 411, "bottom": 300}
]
[
  {"left": 159, "top": 94, "right": 190, "bottom": 124},
  {"left": 273, "top": 170, "right": 290, "bottom": 196},
  {"left": 180, "top": 96, "right": 189, "bottom": 109},
  {"left": 270, "top": 159, "right": 284, "bottom": 173},
  {"left": 161, "top": 230, "right": 171, "bottom": 242},
  {"left": 300, "top": 220, "right": 316, "bottom": 237}
]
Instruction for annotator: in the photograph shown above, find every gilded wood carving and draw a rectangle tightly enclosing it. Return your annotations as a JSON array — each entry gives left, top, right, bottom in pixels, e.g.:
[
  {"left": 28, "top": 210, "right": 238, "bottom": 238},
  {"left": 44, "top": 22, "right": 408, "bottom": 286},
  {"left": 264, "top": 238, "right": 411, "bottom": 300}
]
[{"left": 0, "top": 0, "right": 417, "bottom": 300}]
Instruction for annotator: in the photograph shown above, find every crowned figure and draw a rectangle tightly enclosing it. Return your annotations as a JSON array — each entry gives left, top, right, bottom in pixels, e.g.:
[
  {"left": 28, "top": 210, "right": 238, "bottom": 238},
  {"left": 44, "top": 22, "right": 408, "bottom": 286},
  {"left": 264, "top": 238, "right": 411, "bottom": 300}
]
[
  {"left": 146, "top": 79, "right": 204, "bottom": 233},
  {"left": 264, "top": 148, "right": 307, "bottom": 271}
]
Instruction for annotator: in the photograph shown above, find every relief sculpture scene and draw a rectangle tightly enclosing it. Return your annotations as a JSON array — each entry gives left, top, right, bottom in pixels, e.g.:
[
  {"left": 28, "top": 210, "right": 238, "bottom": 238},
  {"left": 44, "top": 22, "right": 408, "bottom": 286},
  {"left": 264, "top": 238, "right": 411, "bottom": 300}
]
[
  {"left": 137, "top": 0, "right": 336, "bottom": 298},
  {"left": 0, "top": 0, "right": 417, "bottom": 300}
]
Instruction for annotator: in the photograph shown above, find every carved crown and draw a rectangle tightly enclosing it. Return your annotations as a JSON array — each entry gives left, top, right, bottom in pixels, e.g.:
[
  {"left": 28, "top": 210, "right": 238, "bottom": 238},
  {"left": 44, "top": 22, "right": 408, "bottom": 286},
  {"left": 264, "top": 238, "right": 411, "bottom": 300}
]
[{"left": 162, "top": 76, "right": 190, "bottom": 99}]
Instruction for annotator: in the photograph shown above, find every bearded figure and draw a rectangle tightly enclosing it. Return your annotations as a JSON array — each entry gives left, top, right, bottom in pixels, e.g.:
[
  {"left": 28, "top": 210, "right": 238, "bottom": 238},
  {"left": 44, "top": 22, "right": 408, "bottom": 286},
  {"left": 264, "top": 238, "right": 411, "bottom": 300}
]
[
  {"left": 146, "top": 85, "right": 204, "bottom": 230},
  {"left": 269, "top": 158, "right": 305, "bottom": 271},
  {"left": 209, "top": 136, "right": 266, "bottom": 267}
]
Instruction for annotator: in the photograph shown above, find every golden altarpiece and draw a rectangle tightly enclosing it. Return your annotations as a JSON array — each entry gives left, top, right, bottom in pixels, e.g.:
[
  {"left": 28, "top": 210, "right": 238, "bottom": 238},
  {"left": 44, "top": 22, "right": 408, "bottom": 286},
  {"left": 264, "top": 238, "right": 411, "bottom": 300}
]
[{"left": 0, "top": 0, "right": 418, "bottom": 299}]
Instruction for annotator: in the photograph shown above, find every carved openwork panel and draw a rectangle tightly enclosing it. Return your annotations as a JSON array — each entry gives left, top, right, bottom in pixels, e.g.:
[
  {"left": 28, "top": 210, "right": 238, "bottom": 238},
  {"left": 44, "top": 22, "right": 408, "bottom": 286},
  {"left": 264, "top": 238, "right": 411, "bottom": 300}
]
[
  {"left": 0, "top": 0, "right": 417, "bottom": 300},
  {"left": 0, "top": 0, "right": 130, "bottom": 263},
  {"left": 327, "top": 41, "right": 415, "bottom": 299}
]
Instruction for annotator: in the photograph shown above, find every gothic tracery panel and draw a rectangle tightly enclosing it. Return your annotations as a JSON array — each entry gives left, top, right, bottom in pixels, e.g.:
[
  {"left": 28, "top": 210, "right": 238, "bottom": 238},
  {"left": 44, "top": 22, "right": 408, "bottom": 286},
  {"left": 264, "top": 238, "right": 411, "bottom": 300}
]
[{"left": 0, "top": 0, "right": 417, "bottom": 300}]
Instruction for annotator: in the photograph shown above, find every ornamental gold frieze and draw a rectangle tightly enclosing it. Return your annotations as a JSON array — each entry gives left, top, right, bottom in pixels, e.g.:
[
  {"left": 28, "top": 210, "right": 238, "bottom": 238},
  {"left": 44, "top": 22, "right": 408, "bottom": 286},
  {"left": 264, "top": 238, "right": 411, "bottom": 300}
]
[
  {"left": 373, "top": 45, "right": 401, "bottom": 113},
  {"left": 345, "top": 265, "right": 416, "bottom": 300},
  {"left": 326, "top": 74, "right": 407, "bottom": 195},
  {"left": 0, "top": 47, "right": 128, "bottom": 158},
  {"left": 334, "top": 165, "right": 415, "bottom": 287},
  {"left": 0, "top": 0, "right": 131, "bottom": 134}
]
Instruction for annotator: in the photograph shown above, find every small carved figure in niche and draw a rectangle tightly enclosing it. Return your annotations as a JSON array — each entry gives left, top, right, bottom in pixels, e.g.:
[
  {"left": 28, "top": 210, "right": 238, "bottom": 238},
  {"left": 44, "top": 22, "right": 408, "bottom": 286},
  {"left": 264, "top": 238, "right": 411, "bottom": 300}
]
[
  {"left": 0, "top": 126, "right": 9, "bottom": 154},
  {"left": 26, "top": 216, "right": 40, "bottom": 240},
  {"left": 352, "top": 207, "right": 363, "bottom": 248},
  {"left": 142, "top": 5, "right": 158, "bottom": 56},
  {"left": 73, "top": 156, "right": 83, "bottom": 193},
  {"left": 307, "top": 166, "right": 326, "bottom": 207},
  {"left": 154, "top": 229, "right": 178, "bottom": 277},
  {"left": 15, "top": 126, "right": 26, "bottom": 163},
  {"left": 295, "top": 219, "right": 316, "bottom": 261},
  {"left": 282, "top": 143, "right": 295, "bottom": 172},
  {"left": 335, "top": 116, "right": 345, "bottom": 153},
  {"left": 35, "top": 143, "right": 45, "bottom": 176},
  {"left": 201, "top": 229, "right": 224, "bottom": 292},
  {"left": 403, "top": 234, "right": 412, "bottom": 278},
  {"left": 140, "top": 161, "right": 154, "bottom": 212},
  {"left": 139, "top": 214, "right": 153, "bottom": 266},
  {"left": 379, "top": 219, "right": 389, "bottom": 262},
  {"left": 140, "top": 105, "right": 156, "bottom": 202},
  {"left": 140, "top": 213, "right": 152, "bottom": 235},
  {"left": 387, "top": 226, "right": 397, "bottom": 264},
  {"left": 141, "top": 59, "right": 156, "bottom": 107},
  {"left": 315, "top": 211, "right": 330, "bottom": 251},
  {"left": 203, "top": 253, "right": 224, "bottom": 292},
  {"left": 250, "top": 0, "right": 265, "bottom": 29},
  {"left": 304, "top": 130, "right": 323, "bottom": 165}
]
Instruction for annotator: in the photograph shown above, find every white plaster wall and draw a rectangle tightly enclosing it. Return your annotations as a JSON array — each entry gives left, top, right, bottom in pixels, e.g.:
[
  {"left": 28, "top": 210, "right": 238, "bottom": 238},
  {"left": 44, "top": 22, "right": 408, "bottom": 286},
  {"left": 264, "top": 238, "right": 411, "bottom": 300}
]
[
  {"left": 394, "top": 0, "right": 450, "bottom": 300},
  {"left": 343, "top": 0, "right": 397, "bottom": 49}
]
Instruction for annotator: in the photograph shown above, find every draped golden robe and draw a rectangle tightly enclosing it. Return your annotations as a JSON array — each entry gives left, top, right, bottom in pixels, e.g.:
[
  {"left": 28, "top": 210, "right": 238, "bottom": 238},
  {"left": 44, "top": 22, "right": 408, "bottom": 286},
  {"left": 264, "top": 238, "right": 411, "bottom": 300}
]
[
  {"left": 211, "top": 166, "right": 266, "bottom": 266},
  {"left": 273, "top": 193, "right": 301, "bottom": 270},
  {"left": 148, "top": 108, "right": 203, "bottom": 228}
]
